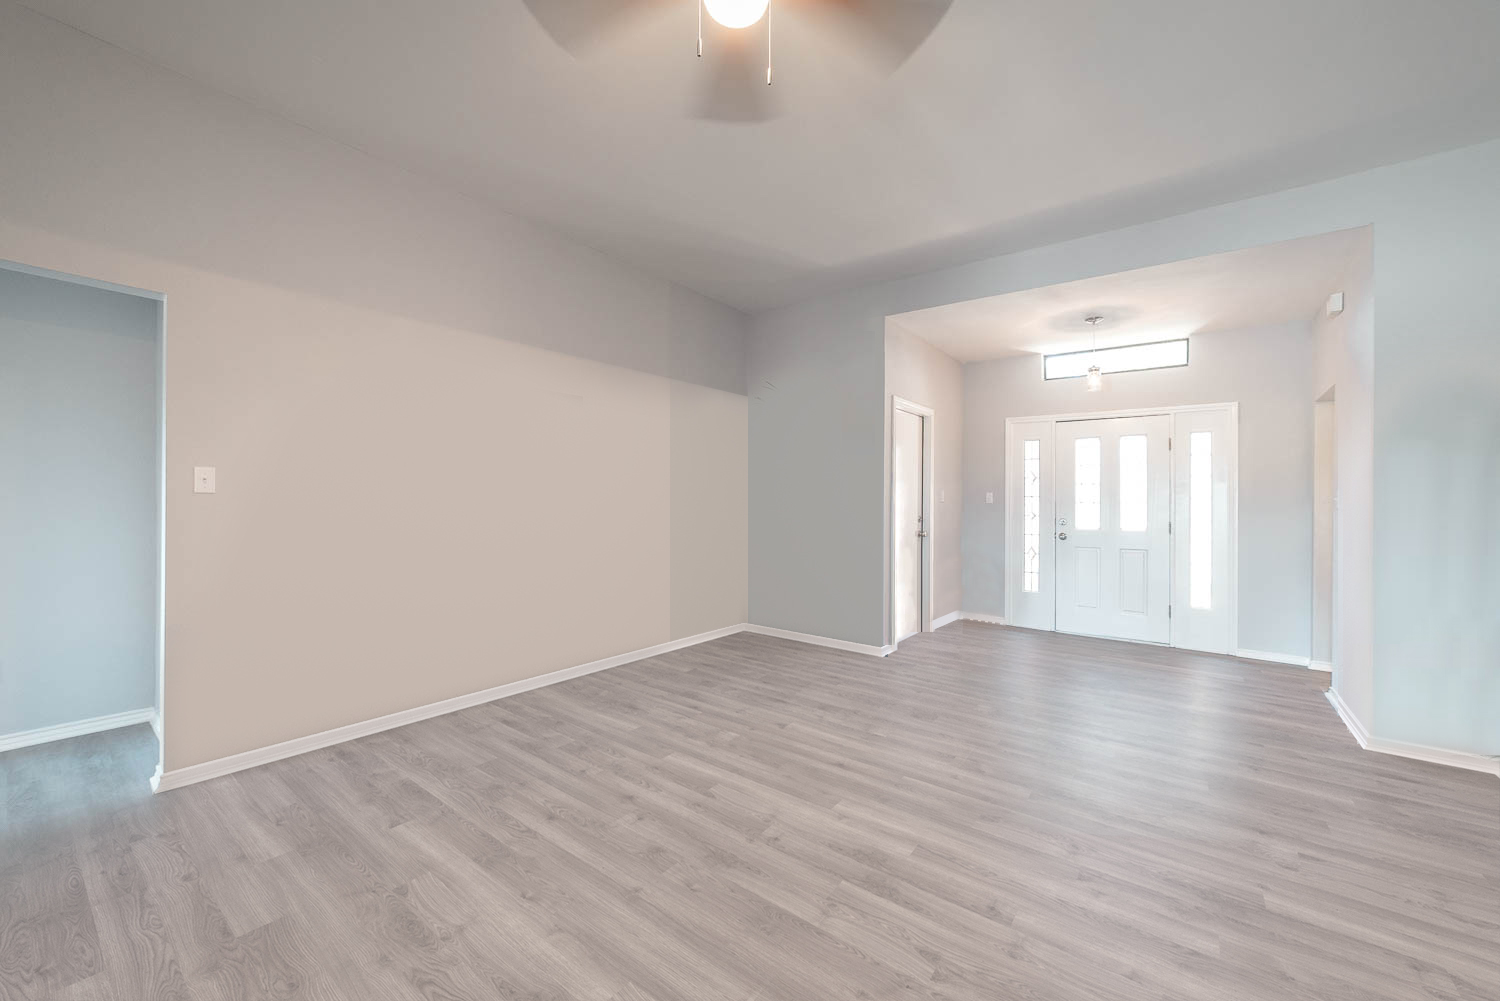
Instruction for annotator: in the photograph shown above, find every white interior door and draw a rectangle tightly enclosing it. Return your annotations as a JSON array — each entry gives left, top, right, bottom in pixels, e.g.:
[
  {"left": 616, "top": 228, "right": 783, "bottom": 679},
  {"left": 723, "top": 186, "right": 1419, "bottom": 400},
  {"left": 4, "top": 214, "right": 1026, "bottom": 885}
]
[
  {"left": 892, "top": 408, "right": 926, "bottom": 642},
  {"left": 1055, "top": 415, "right": 1171, "bottom": 643}
]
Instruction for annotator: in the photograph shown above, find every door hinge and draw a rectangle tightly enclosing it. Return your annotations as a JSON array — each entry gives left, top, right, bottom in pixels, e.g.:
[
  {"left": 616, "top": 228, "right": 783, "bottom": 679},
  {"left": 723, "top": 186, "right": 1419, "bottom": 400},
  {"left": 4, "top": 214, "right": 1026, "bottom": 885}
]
[
  {"left": 1168, "top": 520, "right": 1172, "bottom": 535},
  {"left": 1168, "top": 437, "right": 1173, "bottom": 450},
  {"left": 1168, "top": 605, "right": 1173, "bottom": 619}
]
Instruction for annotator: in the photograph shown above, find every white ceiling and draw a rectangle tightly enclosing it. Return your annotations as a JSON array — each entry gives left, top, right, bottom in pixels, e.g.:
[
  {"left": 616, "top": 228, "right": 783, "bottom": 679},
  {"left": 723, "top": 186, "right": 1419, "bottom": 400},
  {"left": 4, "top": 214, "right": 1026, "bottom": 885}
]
[
  {"left": 888, "top": 227, "right": 1368, "bottom": 362},
  {"left": 17, "top": 1, "right": 1500, "bottom": 312}
]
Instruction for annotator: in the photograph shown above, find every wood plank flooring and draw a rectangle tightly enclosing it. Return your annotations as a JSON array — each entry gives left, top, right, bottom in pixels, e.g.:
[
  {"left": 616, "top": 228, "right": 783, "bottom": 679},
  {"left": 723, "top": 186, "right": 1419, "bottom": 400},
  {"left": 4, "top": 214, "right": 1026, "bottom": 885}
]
[{"left": 3, "top": 623, "right": 1497, "bottom": 1000}]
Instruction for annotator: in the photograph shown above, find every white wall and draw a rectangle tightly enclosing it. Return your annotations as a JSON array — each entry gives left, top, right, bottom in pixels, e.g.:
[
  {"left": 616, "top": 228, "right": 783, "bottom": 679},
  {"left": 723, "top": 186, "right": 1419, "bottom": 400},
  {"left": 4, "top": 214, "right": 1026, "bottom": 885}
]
[
  {"left": 884, "top": 322, "right": 963, "bottom": 639},
  {"left": 749, "top": 141, "right": 1500, "bottom": 757},
  {"left": 0, "top": 3, "right": 749, "bottom": 773},
  {"left": 0, "top": 267, "right": 160, "bottom": 737},
  {"left": 961, "top": 321, "right": 1316, "bottom": 660}
]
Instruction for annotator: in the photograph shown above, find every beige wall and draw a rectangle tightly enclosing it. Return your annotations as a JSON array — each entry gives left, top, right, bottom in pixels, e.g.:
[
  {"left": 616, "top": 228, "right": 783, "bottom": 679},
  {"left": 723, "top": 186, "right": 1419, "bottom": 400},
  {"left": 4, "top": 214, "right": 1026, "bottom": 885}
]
[
  {"left": 1311, "top": 398, "right": 1335, "bottom": 667},
  {"left": 670, "top": 380, "right": 749, "bottom": 639},
  {"left": 0, "top": 4, "right": 748, "bottom": 772},
  {"left": 884, "top": 321, "right": 964, "bottom": 640}
]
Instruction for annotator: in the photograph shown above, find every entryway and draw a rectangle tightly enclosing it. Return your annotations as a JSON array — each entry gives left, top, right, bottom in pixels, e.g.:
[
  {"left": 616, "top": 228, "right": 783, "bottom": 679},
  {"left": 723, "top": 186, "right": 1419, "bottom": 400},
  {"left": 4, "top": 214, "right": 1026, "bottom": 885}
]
[
  {"left": 1006, "top": 404, "right": 1237, "bottom": 653},
  {"left": 0, "top": 260, "right": 165, "bottom": 789},
  {"left": 1056, "top": 414, "right": 1171, "bottom": 643}
]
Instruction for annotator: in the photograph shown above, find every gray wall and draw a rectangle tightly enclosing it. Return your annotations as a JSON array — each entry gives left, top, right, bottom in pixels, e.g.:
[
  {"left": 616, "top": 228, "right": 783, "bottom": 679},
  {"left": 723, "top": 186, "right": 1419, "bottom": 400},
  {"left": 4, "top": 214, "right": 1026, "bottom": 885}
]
[
  {"left": 749, "top": 138, "right": 1500, "bottom": 757},
  {"left": 884, "top": 321, "right": 963, "bottom": 641},
  {"left": 749, "top": 296, "right": 884, "bottom": 643},
  {"left": 0, "top": 267, "right": 160, "bottom": 737},
  {"left": 961, "top": 321, "right": 1316, "bottom": 660}
]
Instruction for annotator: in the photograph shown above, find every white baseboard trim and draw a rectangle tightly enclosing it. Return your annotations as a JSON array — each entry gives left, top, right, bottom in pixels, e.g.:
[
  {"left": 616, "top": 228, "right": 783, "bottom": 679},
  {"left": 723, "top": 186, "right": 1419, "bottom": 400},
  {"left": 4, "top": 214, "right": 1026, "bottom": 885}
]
[
  {"left": 931, "top": 610, "right": 961, "bottom": 629},
  {"left": 1325, "top": 686, "right": 1372, "bottom": 746},
  {"left": 1325, "top": 689, "right": 1499, "bottom": 777},
  {"left": 957, "top": 612, "right": 1008, "bottom": 626},
  {"left": 740, "top": 623, "right": 894, "bottom": 658},
  {"left": 155, "top": 623, "right": 749, "bottom": 794},
  {"left": 150, "top": 710, "right": 163, "bottom": 741},
  {"left": 0, "top": 708, "right": 156, "bottom": 754},
  {"left": 1236, "top": 648, "right": 1312, "bottom": 668},
  {"left": 1309, "top": 660, "right": 1334, "bottom": 673}
]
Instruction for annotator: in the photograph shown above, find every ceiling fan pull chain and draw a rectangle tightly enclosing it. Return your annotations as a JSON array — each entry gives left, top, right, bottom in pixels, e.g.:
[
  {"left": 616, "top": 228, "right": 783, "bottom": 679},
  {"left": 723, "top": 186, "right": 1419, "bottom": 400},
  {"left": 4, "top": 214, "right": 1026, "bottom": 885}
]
[
  {"left": 766, "top": 0, "right": 773, "bottom": 85},
  {"left": 697, "top": 0, "right": 703, "bottom": 57}
]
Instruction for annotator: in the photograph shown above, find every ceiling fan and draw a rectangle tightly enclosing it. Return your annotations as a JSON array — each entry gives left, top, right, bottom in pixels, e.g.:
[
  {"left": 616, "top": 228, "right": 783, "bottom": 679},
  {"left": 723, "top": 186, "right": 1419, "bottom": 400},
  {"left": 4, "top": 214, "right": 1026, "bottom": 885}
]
[{"left": 520, "top": 0, "right": 954, "bottom": 121}]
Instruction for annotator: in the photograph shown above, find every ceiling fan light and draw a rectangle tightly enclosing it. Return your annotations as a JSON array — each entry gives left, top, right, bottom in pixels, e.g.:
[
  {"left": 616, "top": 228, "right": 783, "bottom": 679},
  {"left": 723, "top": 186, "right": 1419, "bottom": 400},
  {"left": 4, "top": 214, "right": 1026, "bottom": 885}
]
[{"left": 703, "top": 0, "right": 770, "bottom": 29}]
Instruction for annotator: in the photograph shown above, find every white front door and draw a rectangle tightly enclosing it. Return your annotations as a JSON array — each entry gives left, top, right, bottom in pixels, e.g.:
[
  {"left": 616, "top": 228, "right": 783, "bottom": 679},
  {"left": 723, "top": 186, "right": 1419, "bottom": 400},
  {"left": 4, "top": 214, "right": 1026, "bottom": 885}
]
[
  {"left": 1055, "top": 415, "right": 1171, "bottom": 643},
  {"left": 892, "top": 408, "right": 926, "bottom": 642}
]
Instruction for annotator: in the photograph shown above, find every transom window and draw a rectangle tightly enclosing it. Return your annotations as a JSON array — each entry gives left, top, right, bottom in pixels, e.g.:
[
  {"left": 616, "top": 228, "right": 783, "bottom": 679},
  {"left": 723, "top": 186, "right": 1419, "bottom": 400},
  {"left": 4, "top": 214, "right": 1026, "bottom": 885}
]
[{"left": 1043, "top": 339, "right": 1189, "bottom": 381}]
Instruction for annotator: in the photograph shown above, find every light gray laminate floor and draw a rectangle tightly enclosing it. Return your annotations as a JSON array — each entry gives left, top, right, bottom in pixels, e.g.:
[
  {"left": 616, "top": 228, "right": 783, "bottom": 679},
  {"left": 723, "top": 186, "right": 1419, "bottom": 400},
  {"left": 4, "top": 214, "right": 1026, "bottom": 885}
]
[{"left": 3, "top": 623, "right": 1497, "bottom": 1000}]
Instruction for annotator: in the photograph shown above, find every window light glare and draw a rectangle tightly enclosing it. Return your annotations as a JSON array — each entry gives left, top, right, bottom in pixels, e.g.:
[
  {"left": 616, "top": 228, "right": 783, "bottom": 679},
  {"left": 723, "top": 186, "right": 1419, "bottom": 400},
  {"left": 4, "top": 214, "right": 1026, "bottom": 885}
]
[
  {"left": 1044, "top": 338, "right": 1189, "bottom": 381},
  {"left": 703, "top": 0, "right": 770, "bottom": 29}
]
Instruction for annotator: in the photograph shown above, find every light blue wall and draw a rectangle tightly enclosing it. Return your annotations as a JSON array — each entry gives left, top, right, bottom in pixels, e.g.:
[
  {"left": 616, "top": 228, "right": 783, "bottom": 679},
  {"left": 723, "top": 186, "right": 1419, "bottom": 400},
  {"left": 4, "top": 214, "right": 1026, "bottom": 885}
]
[
  {"left": 1366, "top": 153, "right": 1499, "bottom": 754},
  {"left": 749, "top": 138, "right": 1500, "bottom": 757},
  {"left": 0, "top": 267, "right": 161, "bottom": 737}
]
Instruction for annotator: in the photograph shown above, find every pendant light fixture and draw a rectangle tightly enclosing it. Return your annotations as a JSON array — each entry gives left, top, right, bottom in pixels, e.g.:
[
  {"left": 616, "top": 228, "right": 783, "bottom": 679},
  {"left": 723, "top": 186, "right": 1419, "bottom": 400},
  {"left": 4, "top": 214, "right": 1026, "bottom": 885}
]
[{"left": 1084, "top": 315, "right": 1104, "bottom": 392}]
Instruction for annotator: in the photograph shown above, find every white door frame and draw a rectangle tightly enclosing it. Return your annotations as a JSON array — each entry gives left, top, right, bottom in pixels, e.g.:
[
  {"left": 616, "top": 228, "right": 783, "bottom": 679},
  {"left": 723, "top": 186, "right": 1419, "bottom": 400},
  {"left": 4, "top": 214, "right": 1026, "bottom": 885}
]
[
  {"left": 1004, "top": 402, "right": 1239, "bottom": 651},
  {"left": 890, "top": 396, "right": 935, "bottom": 647}
]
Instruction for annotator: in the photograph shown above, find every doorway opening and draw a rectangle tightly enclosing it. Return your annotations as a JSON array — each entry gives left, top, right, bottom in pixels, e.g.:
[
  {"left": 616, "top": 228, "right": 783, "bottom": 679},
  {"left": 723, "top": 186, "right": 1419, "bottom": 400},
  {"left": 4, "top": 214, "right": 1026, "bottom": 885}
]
[
  {"left": 890, "top": 397, "right": 933, "bottom": 645},
  {"left": 0, "top": 259, "right": 166, "bottom": 794}
]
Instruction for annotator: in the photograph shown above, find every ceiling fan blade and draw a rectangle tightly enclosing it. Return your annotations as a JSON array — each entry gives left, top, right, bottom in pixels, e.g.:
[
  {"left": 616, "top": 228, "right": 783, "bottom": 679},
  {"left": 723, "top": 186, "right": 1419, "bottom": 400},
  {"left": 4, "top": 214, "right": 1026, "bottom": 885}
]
[
  {"left": 693, "top": 15, "right": 777, "bottom": 123},
  {"left": 799, "top": 0, "right": 952, "bottom": 67},
  {"left": 520, "top": 0, "right": 674, "bottom": 53}
]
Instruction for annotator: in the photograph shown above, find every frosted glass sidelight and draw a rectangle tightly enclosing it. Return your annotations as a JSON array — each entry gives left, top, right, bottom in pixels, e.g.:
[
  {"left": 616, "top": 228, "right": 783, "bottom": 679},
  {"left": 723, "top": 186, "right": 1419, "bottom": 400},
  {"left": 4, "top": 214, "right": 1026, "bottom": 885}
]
[
  {"left": 1074, "top": 438, "right": 1100, "bottom": 531},
  {"left": 1190, "top": 431, "right": 1213, "bottom": 609},
  {"left": 1023, "top": 439, "right": 1041, "bottom": 592},
  {"left": 1119, "top": 435, "right": 1147, "bottom": 532}
]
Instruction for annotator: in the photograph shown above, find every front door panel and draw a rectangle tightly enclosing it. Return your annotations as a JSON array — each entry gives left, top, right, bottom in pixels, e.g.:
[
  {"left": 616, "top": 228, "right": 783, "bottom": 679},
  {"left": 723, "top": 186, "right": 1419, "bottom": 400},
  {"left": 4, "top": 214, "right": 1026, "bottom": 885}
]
[{"left": 1055, "top": 415, "right": 1171, "bottom": 643}]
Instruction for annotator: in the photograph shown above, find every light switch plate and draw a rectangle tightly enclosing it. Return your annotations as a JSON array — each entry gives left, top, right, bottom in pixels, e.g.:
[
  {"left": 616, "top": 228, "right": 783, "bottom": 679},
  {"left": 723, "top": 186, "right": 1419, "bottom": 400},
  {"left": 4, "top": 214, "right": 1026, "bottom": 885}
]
[
  {"left": 193, "top": 466, "right": 216, "bottom": 493},
  {"left": 985, "top": 491, "right": 994, "bottom": 504}
]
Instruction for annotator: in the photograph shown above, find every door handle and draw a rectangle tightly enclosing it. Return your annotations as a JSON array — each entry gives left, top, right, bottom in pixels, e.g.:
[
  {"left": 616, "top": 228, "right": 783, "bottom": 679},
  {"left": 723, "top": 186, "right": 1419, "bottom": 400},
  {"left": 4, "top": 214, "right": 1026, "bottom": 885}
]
[{"left": 1057, "top": 532, "right": 1068, "bottom": 541}]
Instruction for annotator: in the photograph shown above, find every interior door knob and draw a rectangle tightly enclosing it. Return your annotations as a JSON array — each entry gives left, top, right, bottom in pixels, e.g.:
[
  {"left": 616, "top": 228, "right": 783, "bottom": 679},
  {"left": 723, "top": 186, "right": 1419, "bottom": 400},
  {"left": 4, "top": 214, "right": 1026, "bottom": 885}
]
[
  {"left": 1057, "top": 532, "right": 1068, "bottom": 541},
  {"left": 917, "top": 530, "right": 929, "bottom": 537}
]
